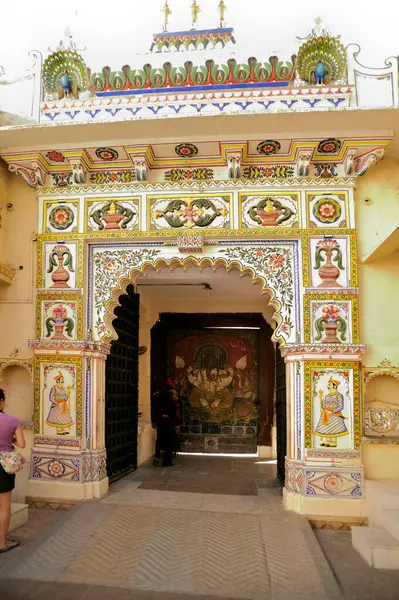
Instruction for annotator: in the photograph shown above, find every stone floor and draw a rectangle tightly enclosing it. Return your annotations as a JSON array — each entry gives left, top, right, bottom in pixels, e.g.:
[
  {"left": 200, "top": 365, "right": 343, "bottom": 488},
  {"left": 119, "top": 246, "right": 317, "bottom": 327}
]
[{"left": 1, "top": 456, "right": 399, "bottom": 599}]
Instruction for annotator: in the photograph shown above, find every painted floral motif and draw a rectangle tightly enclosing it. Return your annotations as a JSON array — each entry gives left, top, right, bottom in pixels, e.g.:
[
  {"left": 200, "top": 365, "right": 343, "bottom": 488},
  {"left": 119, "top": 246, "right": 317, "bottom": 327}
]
[
  {"left": 89, "top": 171, "right": 136, "bottom": 184},
  {"left": 47, "top": 459, "right": 66, "bottom": 477},
  {"left": 164, "top": 168, "right": 214, "bottom": 181},
  {"left": 313, "top": 197, "right": 342, "bottom": 224},
  {"left": 95, "top": 147, "right": 119, "bottom": 161},
  {"left": 220, "top": 245, "right": 294, "bottom": 339},
  {"left": 242, "top": 166, "right": 294, "bottom": 179},
  {"left": 45, "top": 304, "right": 75, "bottom": 340},
  {"left": 93, "top": 248, "right": 160, "bottom": 337},
  {"left": 175, "top": 143, "right": 198, "bottom": 158},
  {"left": 49, "top": 206, "right": 75, "bottom": 230},
  {"left": 317, "top": 138, "right": 341, "bottom": 154},
  {"left": 151, "top": 196, "right": 230, "bottom": 229},
  {"left": 315, "top": 304, "right": 347, "bottom": 343},
  {"left": 46, "top": 151, "right": 65, "bottom": 163},
  {"left": 256, "top": 140, "right": 281, "bottom": 155}
]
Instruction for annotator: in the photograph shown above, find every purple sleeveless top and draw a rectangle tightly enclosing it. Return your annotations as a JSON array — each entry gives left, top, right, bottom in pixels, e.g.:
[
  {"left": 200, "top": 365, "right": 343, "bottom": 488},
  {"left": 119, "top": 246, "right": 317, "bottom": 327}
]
[{"left": 0, "top": 412, "right": 20, "bottom": 452}]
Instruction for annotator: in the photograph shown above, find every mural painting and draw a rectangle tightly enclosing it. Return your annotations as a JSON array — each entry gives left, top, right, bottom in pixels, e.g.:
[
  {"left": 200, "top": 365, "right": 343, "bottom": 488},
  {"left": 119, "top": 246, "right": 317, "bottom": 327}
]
[
  {"left": 239, "top": 193, "right": 299, "bottom": 228},
  {"left": 168, "top": 330, "right": 259, "bottom": 453},
  {"left": 39, "top": 362, "right": 79, "bottom": 438},
  {"left": 309, "top": 368, "right": 354, "bottom": 449},
  {"left": 149, "top": 194, "right": 231, "bottom": 230},
  {"left": 86, "top": 197, "right": 139, "bottom": 231}
]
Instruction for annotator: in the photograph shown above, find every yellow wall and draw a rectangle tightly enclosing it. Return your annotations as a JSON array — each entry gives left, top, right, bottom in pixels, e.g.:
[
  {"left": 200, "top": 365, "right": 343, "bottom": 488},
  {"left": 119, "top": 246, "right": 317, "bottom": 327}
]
[
  {"left": 357, "top": 157, "right": 399, "bottom": 478},
  {"left": 0, "top": 162, "right": 37, "bottom": 500}
]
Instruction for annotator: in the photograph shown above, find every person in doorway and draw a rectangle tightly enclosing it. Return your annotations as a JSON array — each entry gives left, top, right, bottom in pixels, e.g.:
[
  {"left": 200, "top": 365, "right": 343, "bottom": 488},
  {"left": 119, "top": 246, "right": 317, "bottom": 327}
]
[
  {"left": 0, "top": 388, "right": 26, "bottom": 553},
  {"left": 153, "top": 380, "right": 180, "bottom": 467}
]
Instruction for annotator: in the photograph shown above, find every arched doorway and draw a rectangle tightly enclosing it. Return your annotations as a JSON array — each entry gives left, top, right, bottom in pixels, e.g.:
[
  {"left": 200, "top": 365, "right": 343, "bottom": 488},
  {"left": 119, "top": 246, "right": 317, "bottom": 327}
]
[{"left": 105, "top": 284, "right": 140, "bottom": 481}]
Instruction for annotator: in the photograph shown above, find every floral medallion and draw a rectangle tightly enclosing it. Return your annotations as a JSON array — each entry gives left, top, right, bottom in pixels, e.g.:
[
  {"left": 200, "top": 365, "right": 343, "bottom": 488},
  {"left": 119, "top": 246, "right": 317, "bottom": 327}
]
[
  {"left": 49, "top": 205, "right": 75, "bottom": 230},
  {"left": 256, "top": 140, "right": 281, "bottom": 155},
  {"left": 46, "top": 150, "right": 65, "bottom": 163},
  {"left": 47, "top": 459, "right": 65, "bottom": 478},
  {"left": 95, "top": 147, "right": 119, "bottom": 161},
  {"left": 313, "top": 197, "right": 341, "bottom": 224},
  {"left": 317, "top": 138, "right": 342, "bottom": 154},
  {"left": 175, "top": 143, "right": 199, "bottom": 158}
]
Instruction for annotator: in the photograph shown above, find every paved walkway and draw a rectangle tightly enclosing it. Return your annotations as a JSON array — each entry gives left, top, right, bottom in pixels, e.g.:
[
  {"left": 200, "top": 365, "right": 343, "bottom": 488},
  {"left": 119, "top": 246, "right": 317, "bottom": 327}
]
[{"left": 0, "top": 456, "right": 343, "bottom": 600}]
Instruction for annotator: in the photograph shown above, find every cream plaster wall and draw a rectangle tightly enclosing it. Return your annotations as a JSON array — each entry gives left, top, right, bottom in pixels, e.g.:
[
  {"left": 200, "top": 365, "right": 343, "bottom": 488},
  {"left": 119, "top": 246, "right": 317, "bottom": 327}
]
[
  {"left": 356, "top": 158, "right": 399, "bottom": 479},
  {"left": 0, "top": 163, "right": 37, "bottom": 500}
]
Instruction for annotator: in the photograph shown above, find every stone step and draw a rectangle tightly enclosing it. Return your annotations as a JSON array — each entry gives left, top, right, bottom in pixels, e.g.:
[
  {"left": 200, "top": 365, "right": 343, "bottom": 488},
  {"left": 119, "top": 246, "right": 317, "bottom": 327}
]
[
  {"left": 352, "top": 526, "right": 399, "bottom": 569},
  {"left": 9, "top": 503, "right": 28, "bottom": 533},
  {"left": 380, "top": 509, "right": 399, "bottom": 542}
]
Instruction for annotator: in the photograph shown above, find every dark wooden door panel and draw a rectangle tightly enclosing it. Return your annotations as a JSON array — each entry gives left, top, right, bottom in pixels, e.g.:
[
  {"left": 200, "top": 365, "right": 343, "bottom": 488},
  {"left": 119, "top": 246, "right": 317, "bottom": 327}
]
[{"left": 105, "top": 285, "right": 139, "bottom": 482}]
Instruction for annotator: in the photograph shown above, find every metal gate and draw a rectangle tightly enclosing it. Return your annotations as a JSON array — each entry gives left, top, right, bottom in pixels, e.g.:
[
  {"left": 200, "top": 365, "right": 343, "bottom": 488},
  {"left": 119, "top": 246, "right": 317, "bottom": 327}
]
[
  {"left": 105, "top": 285, "right": 139, "bottom": 482},
  {"left": 275, "top": 344, "right": 287, "bottom": 485}
]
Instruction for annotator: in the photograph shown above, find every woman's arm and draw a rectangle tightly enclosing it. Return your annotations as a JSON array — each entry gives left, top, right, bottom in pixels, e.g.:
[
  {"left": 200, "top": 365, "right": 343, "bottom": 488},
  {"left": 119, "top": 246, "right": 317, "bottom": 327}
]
[{"left": 14, "top": 426, "right": 26, "bottom": 449}]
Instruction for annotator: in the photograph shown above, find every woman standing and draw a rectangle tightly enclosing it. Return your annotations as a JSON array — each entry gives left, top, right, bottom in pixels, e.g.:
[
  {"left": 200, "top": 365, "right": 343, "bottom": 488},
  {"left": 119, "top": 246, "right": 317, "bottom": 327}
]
[{"left": 0, "top": 388, "right": 25, "bottom": 553}]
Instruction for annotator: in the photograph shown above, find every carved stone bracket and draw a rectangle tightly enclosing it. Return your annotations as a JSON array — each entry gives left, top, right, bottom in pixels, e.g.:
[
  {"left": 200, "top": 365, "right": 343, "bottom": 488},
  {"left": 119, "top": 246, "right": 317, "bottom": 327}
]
[
  {"left": 129, "top": 154, "right": 148, "bottom": 181},
  {"left": 226, "top": 149, "right": 242, "bottom": 180},
  {"left": 344, "top": 148, "right": 356, "bottom": 176},
  {"left": 297, "top": 150, "right": 312, "bottom": 177},
  {"left": 355, "top": 148, "right": 384, "bottom": 176},
  {"left": 68, "top": 157, "right": 87, "bottom": 184},
  {"left": 8, "top": 161, "right": 46, "bottom": 188},
  {"left": 0, "top": 261, "right": 17, "bottom": 285}
]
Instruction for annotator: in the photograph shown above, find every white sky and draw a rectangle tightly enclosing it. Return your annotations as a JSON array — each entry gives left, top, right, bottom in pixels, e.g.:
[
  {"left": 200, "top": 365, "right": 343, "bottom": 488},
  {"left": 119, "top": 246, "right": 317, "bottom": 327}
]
[{"left": 0, "top": 0, "right": 398, "bottom": 76}]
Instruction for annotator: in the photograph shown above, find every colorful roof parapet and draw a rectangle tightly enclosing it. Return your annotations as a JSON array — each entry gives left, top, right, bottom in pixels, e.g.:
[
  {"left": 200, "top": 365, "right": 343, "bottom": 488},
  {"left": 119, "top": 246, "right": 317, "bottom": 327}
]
[{"left": 88, "top": 55, "right": 297, "bottom": 95}]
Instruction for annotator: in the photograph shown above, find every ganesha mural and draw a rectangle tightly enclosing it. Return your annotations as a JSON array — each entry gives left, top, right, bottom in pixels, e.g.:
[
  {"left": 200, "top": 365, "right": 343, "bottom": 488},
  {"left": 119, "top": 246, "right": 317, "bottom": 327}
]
[{"left": 168, "top": 330, "right": 259, "bottom": 452}]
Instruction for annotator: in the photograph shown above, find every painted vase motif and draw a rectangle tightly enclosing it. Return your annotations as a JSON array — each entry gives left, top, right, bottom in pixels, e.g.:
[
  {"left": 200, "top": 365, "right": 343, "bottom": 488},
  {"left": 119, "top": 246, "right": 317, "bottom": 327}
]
[
  {"left": 248, "top": 197, "right": 294, "bottom": 227},
  {"left": 47, "top": 244, "right": 74, "bottom": 289},
  {"left": 45, "top": 304, "right": 74, "bottom": 340},
  {"left": 90, "top": 200, "right": 135, "bottom": 231},
  {"left": 314, "top": 239, "right": 344, "bottom": 287},
  {"left": 315, "top": 304, "right": 347, "bottom": 343}
]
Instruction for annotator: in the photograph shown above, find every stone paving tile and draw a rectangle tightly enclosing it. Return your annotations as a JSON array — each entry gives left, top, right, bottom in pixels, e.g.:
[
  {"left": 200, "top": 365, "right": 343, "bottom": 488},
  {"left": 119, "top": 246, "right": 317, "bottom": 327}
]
[
  {"left": 4, "top": 503, "right": 115, "bottom": 582},
  {"left": 129, "top": 509, "right": 208, "bottom": 593},
  {"left": 61, "top": 505, "right": 162, "bottom": 586},
  {"left": 198, "top": 511, "right": 270, "bottom": 600}
]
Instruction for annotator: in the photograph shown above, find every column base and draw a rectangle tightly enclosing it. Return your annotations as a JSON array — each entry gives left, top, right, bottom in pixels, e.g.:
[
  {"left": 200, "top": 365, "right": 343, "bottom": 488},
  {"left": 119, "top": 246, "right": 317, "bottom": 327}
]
[
  {"left": 25, "top": 476, "right": 109, "bottom": 503},
  {"left": 283, "top": 488, "right": 366, "bottom": 518}
]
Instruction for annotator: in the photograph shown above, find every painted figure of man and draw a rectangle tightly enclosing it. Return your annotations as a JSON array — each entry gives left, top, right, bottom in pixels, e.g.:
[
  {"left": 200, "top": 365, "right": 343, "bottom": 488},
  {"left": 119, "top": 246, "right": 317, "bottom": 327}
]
[
  {"left": 45, "top": 372, "right": 73, "bottom": 435},
  {"left": 314, "top": 377, "right": 349, "bottom": 448}
]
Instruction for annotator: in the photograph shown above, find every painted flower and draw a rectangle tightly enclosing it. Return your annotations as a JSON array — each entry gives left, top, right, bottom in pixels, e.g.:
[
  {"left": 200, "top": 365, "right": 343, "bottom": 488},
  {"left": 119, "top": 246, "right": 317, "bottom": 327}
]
[
  {"left": 268, "top": 252, "right": 286, "bottom": 269},
  {"left": 255, "top": 249, "right": 264, "bottom": 257},
  {"left": 54, "top": 209, "right": 70, "bottom": 225},
  {"left": 175, "top": 143, "right": 198, "bottom": 158},
  {"left": 98, "top": 323, "right": 108, "bottom": 334},
  {"left": 313, "top": 197, "right": 341, "bottom": 224},
  {"left": 46, "top": 150, "right": 65, "bottom": 163},
  {"left": 278, "top": 322, "right": 290, "bottom": 334},
  {"left": 317, "top": 138, "right": 342, "bottom": 154},
  {"left": 101, "top": 256, "right": 117, "bottom": 271},
  {"left": 48, "top": 459, "right": 65, "bottom": 478},
  {"left": 95, "top": 147, "right": 119, "bottom": 161},
  {"left": 321, "top": 304, "right": 340, "bottom": 322},
  {"left": 49, "top": 206, "right": 74, "bottom": 230},
  {"left": 257, "top": 140, "right": 281, "bottom": 155}
]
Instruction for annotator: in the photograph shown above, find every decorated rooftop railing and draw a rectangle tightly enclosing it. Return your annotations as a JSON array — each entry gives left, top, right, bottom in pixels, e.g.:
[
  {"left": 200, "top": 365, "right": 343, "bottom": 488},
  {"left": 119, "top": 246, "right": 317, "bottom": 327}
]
[{"left": 1, "top": 28, "right": 399, "bottom": 125}]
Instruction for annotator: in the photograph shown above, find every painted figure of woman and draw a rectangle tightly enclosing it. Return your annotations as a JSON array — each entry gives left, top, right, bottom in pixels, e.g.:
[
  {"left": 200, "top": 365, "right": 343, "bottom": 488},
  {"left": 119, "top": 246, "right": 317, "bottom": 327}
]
[
  {"left": 45, "top": 372, "right": 73, "bottom": 435},
  {"left": 314, "top": 377, "right": 348, "bottom": 448}
]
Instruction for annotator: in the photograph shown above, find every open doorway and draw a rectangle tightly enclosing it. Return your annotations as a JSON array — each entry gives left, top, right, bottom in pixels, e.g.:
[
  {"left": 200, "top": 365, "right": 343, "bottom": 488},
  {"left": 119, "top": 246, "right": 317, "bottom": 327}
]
[{"left": 151, "top": 313, "right": 275, "bottom": 455}]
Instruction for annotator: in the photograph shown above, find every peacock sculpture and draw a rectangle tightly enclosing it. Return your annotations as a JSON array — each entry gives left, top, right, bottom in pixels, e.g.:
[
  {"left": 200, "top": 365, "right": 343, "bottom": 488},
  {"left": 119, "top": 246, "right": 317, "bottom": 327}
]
[
  {"left": 296, "top": 35, "right": 347, "bottom": 85},
  {"left": 43, "top": 49, "right": 89, "bottom": 100}
]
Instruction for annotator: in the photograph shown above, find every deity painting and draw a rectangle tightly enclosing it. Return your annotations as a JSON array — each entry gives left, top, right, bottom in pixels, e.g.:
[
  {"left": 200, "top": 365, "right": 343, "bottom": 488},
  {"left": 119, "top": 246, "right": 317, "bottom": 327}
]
[
  {"left": 314, "top": 376, "right": 349, "bottom": 448},
  {"left": 168, "top": 330, "right": 259, "bottom": 452},
  {"left": 45, "top": 371, "right": 74, "bottom": 436}
]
